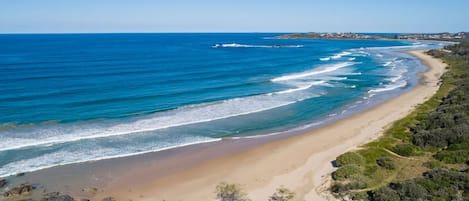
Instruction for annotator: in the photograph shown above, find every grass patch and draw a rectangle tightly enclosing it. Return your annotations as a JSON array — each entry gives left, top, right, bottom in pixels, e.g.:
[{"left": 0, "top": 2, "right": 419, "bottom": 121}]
[
  {"left": 391, "top": 143, "right": 422, "bottom": 157},
  {"left": 335, "top": 152, "right": 366, "bottom": 167}
]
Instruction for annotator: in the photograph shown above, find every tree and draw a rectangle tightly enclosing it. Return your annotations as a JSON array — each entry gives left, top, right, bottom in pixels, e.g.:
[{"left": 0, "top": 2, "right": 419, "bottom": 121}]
[
  {"left": 215, "top": 182, "right": 251, "bottom": 201},
  {"left": 269, "top": 186, "right": 295, "bottom": 201}
]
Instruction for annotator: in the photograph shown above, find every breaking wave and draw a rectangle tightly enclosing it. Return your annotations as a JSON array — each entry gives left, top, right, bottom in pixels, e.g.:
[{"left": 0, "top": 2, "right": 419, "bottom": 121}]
[
  {"left": 0, "top": 84, "right": 323, "bottom": 152},
  {"left": 368, "top": 80, "right": 408, "bottom": 93},
  {"left": 0, "top": 137, "right": 221, "bottom": 177},
  {"left": 319, "top": 51, "right": 352, "bottom": 61},
  {"left": 271, "top": 62, "right": 358, "bottom": 82}
]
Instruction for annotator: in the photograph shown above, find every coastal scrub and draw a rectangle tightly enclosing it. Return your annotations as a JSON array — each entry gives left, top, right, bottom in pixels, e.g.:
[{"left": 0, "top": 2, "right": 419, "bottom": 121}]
[{"left": 330, "top": 42, "right": 469, "bottom": 200}]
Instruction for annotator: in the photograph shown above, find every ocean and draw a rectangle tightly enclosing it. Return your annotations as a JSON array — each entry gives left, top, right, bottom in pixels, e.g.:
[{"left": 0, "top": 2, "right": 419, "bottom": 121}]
[{"left": 0, "top": 33, "right": 445, "bottom": 177}]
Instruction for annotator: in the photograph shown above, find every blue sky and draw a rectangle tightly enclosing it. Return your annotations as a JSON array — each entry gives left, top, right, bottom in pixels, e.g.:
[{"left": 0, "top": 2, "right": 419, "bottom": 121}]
[{"left": 1, "top": 0, "right": 468, "bottom": 33}]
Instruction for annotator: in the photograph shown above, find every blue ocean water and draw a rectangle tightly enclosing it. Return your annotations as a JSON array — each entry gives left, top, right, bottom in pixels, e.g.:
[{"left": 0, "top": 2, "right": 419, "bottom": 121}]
[{"left": 0, "top": 33, "right": 444, "bottom": 176}]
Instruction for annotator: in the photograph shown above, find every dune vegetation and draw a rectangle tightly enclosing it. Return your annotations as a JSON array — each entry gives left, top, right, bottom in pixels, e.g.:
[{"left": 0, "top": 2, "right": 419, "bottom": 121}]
[{"left": 330, "top": 42, "right": 469, "bottom": 201}]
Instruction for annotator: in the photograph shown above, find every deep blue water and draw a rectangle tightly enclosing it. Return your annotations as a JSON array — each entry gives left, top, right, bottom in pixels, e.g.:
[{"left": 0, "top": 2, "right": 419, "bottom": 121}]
[{"left": 0, "top": 33, "right": 445, "bottom": 176}]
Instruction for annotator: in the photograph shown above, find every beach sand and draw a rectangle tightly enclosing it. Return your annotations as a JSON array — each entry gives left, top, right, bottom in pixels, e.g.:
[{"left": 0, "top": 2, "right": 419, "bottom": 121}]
[{"left": 6, "top": 50, "right": 446, "bottom": 201}]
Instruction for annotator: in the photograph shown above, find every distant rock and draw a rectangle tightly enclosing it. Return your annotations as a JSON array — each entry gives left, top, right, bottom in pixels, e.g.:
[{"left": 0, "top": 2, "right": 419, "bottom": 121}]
[
  {"left": 40, "top": 192, "right": 75, "bottom": 201},
  {"left": 81, "top": 187, "right": 98, "bottom": 195},
  {"left": 80, "top": 199, "right": 90, "bottom": 201},
  {"left": 101, "top": 197, "right": 116, "bottom": 201},
  {"left": 0, "top": 179, "right": 6, "bottom": 188},
  {"left": 16, "top": 172, "right": 26, "bottom": 177},
  {"left": 3, "top": 183, "right": 34, "bottom": 197}
]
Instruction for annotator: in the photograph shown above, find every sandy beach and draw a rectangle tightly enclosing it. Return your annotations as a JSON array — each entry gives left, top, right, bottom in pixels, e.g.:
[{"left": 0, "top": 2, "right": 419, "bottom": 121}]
[{"left": 4, "top": 50, "right": 446, "bottom": 201}]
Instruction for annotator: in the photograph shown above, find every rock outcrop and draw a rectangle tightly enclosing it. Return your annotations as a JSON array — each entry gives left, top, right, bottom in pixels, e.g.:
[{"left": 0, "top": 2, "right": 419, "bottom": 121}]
[
  {"left": 0, "top": 179, "right": 6, "bottom": 188},
  {"left": 40, "top": 192, "right": 75, "bottom": 201},
  {"left": 101, "top": 197, "right": 116, "bottom": 201},
  {"left": 3, "top": 183, "right": 34, "bottom": 197}
]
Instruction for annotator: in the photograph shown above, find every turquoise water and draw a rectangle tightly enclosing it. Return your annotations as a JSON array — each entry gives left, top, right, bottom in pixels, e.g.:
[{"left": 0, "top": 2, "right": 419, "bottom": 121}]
[{"left": 0, "top": 33, "right": 444, "bottom": 176}]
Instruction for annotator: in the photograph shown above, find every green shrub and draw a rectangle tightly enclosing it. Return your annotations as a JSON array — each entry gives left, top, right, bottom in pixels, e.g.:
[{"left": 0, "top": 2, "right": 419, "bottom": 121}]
[
  {"left": 363, "top": 164, "right": 379, "bottom": 177},
  {"left": 268, "top": 186, "right": 295, "bottom": 201},
  {"left": 434, "top": 150, "right": 469, "bottom": 164},
  {"left": 371, "top": 181, "right": 429, "bottom": 201},
  {"left": 369, "top": 186, "right": 400, "bottom": 201},
  {"left": 391, "top": 144, "right": 419, "bottom": 157},
  {"left": 370, "top": 169, "right": 469, "bottom": 201},
  {"left": 350, "top": 192, "right": 369, "bottom": 200},
  {"left": 433, "top": 139, "right": 469, "bottom": 164},
  {"left": 423, "top": 160, "right": 443, "bottom": 169},
  {"left": 376, "top": 157, "right": 395, "bottom": 170},
  {"left": 331, "top": 180, "right": 367, "bottom": 194},
  {"left": 335, "top": 152, "right": 365, "bottom": 167},
  {"left": 215, "top": 182, "right": 251, "bottom": 201},
  {"left": 332, "top": 164, "right": 362, "bottom": 180},
  {"left": 446, "top": 139, "right": 469, "bottom": 151},
  {"left": 331, "top": 183, "right": 347, "bottom": 194}
]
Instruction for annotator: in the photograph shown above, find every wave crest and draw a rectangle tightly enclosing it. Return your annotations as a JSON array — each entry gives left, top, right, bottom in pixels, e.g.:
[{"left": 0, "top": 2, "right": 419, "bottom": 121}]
[
  {"left": 368, "top": 80, "right": 407, "bottom": 93},
  {"left": 271, "top": 62, "right": 358, "bottom": 82},
  {"left": 320, "top": 51, "right": 352, "bottom": 61},
  {"left": 0, "top": 86, "right": 322, "bottom": 152}
]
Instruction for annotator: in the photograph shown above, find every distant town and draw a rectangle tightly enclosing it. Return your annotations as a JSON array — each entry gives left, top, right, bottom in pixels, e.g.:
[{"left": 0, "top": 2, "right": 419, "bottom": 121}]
[{"left": 277, "top": 32, "right": 468, "bottom": 42}]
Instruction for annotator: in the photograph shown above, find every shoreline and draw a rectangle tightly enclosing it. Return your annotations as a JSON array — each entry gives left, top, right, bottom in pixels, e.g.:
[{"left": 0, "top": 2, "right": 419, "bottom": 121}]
[{"left": 3, "top": 50, "right": 446, "bottom": 201}]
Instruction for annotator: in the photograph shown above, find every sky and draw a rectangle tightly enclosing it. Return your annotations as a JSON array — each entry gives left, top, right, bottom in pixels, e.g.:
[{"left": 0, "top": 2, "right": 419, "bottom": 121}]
[{"left": 1, "top": 0, "right": 468, "bottom": 33}]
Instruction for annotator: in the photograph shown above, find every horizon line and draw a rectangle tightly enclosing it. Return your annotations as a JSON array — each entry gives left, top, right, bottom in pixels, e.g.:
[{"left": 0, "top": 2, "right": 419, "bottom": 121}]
[{"left": 0, "top": 31, "right": 466, "bottom": 35}]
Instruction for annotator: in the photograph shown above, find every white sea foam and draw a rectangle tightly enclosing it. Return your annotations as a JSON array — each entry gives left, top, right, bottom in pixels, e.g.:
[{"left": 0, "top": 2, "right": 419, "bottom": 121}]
[
  {"left": 353, "top": 50, "right": 371, "bottom": 57},
  {"left": 271, "top": 62, "right": 357, "bottom": 82},
  {"left": 321, "top": 76, "right": 348, "bottom": 81},
  {"left": 345, "top": 72, "right": 362, "bottom": 75},
  {"left": 383, "top": 61, "right": 393, "bottom": 67},
  {"left": 319, "top": 51, "right": 352, "bottom": 61},
  {"left": 274, "top": 81, "right": 326, "bottom": 95},
  {"left": 331, "top": 51, "right": 352, "bottom": 59},
  {"left": 230, "top": 131, "right": 283, "bottom": 140},
  {"left": 368, "top": 80, "right": 407, "bottom": 93},
  {"left": 231, "top": 121, "right": 323, "bottom": 140},
  {"left": 387, "top": 75, "right": 403, "bottom": 83},
  {"left": 348, "top": 57, "right": 356, "bottom": 61}
]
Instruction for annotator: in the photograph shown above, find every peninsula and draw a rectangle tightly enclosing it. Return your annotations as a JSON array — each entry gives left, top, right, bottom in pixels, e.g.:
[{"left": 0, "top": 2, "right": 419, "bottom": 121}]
[{"left": 277, "top": 32, "right": 469, "bottom": 42}]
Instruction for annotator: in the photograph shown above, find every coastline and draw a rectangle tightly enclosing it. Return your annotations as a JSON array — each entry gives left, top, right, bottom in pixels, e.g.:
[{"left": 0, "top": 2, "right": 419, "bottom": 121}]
[{"left": 3, "top": 50, "right": 446, "bottom": 201}]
